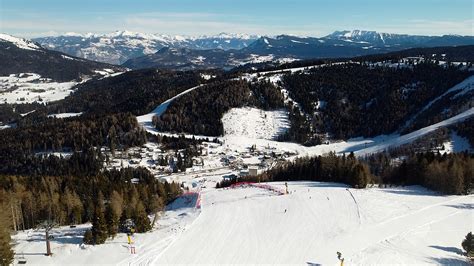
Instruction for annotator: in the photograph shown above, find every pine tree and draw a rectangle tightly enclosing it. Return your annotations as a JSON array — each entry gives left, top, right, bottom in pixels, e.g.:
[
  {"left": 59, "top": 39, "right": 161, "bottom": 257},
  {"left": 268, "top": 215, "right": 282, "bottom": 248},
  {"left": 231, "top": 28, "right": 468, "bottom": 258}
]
[
  {"left": 91, "top": 193, "right": 108, "bottom": 244},
  {"left": 462, "top": 232, "right": 473, "bottom": 258},
  {"left": 0, "top": 203, "right": 14, "bottom": 266},
  {"left": 133, "top": 201, "right": 151, "bottom": 233},
  {"left": 106, "top": 191, "right": 123, "bottom": 237}
]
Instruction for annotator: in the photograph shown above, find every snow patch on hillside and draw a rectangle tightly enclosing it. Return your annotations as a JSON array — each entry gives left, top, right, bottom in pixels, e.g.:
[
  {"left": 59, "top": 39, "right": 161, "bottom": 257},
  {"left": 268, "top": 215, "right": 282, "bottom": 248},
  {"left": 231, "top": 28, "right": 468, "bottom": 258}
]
[
  {"left": 0, "top": 73, "right": 78, "bottom": 104},
  {"left": 439, "top": 131, "right": 472, "bottom": 153},
  {"left": 0, "top": 33, "right": 41, "bottom": 50},
  {"left": 47, "top": 112, "right": 83, "bottom": 119},
  {"left": 222, "top": 107, "right": 290, "bottom": 140}
]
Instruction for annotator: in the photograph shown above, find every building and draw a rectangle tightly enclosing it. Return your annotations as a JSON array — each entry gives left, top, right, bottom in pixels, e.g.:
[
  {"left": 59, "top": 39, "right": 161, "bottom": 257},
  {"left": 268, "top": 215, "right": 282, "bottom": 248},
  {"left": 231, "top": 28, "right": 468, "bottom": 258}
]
[{"left": 249, "top": 166, "right": 259, "bottom": 176}]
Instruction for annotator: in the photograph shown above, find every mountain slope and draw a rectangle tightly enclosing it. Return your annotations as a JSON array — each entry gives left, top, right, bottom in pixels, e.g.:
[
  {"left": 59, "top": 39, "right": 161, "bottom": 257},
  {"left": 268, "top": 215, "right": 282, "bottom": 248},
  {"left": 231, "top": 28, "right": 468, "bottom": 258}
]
[
  {"left": 0, "top": 34, "right": 123, "bottom": 82},
  {"left": 121, "top": 30, "right": 474, "bottom": 70}
]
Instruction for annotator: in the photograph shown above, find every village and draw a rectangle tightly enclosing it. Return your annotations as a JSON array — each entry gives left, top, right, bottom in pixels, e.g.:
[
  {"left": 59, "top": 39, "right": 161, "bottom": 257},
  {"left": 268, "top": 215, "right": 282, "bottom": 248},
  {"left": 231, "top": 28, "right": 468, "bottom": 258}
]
[{"left": 104, "top": 139, "right": 298, "bottom": 187}]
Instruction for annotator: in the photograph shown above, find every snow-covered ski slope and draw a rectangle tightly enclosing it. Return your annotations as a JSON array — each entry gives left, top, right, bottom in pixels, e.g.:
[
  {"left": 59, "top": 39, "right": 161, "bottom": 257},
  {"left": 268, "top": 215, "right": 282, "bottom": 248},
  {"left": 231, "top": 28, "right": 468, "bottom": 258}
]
[
  {"left": 401, "top": 75, "right": 474, "bottom": 130},
  {"left": 136, "top": 84, "right": 204, "bottom": 131},
  {"left": 154, "top": 182, "right": 472, "bottom": 265},
  {"left": 353, "top": 107, "right": 474, "bottom": 155},
  {"left": 14, "top": 181, "right": 472, "bottom": 265}
]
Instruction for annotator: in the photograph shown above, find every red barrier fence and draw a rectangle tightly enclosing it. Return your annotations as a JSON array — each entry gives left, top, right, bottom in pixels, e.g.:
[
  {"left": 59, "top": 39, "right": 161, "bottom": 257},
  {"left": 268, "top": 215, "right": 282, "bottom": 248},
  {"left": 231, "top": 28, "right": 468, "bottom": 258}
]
[{"left": 181, "top": 191, "right": 202, "bottom": 209}]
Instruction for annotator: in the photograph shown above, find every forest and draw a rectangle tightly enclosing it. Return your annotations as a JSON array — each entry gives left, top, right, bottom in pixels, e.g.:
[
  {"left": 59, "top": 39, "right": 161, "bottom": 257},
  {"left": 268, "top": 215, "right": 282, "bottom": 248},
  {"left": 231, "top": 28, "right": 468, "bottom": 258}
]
[
  {"left": 47, "top": 69, "right": 203, "bottom": 116},
  {"left": 282, "top": 62, "right": 470, "bottom": 139},
  {"left": 250, "top": 151, "right": 472, "bottom": 195},
  {"left": 153, "top": 79, "right": 285, "bottom": 136}
]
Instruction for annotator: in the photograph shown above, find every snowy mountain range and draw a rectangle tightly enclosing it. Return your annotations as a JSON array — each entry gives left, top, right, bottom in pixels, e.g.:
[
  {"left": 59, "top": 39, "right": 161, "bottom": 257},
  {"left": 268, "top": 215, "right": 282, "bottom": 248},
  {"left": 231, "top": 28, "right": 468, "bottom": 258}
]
[
  {"left": 32, "top": 30, "right": 474, "bottom": 67},
  {"left": 34, "top": 31, "right": 259, "bottom": 64}
]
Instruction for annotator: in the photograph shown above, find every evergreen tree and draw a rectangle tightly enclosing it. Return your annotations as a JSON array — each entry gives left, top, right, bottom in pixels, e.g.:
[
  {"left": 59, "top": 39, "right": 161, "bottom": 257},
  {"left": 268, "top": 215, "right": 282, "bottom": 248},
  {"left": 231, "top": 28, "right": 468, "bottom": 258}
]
[
  {"left": 0, "top": 204, "right": 13, "bottom": 266},
  {"left": 91, "top": 193, "right": 108, "bottom": 244},
  {"left": 106, "top": 191, "right": 123, "bottom": 237},
  {"left": 133, "top": 201, "right": 151, "bottom": 233},
  {"left": 462, "top": 232, "right": 473, "bottom": 258}
]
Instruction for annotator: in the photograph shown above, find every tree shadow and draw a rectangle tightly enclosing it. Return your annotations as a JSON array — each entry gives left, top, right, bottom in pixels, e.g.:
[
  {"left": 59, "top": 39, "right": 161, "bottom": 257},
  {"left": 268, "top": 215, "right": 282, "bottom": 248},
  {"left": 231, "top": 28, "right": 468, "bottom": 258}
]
[
  {"left": 445, "top": 203, "right": 473, "bottom": 210},
  {"left": 429, "top": 256, "right": 469, "bottom": 265},
  {"left": 380, "top": 187, "right": 438, "bottom": 197},
  {"left": 430, "top": 245, "right": 464, "bottom": 255}
]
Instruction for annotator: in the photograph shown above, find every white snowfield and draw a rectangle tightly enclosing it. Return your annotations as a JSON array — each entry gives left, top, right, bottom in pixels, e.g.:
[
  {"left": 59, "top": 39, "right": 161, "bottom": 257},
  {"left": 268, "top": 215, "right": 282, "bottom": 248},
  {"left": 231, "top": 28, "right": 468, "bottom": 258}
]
[
  {"left": 0, "top": 73, "right": 78, "bottom": 104},
  {"left": 0, "top": 70, "right": 125, "bottom": 104},
  {"left": 222, "top": 107, "right": 290, "bottom": 140},
  {"left": 13, "top": 181, "right": 473, "bottom": 265},
  {"left": 47, "top": 112, "right": 83, "bottom": 119},
  {"left": 154, "top": 183, "right": 473, "bottom": 265}
]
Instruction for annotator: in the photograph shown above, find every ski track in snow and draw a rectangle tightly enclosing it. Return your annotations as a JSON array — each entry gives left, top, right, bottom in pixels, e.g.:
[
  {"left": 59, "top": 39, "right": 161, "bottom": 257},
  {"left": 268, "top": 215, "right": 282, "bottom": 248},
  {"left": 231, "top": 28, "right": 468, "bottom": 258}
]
[
  {"left": 401, "top": 75, "right": 474, "bottom": 131},
  {"left": 136, "top": 84, "right": 204, "bottom": 132}
]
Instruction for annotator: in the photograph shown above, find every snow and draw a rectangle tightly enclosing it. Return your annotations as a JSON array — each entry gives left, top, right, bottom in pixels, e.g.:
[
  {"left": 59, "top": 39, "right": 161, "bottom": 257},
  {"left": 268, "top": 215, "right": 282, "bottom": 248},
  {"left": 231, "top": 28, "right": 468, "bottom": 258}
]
[
  {"left": 439, "top": 131, "right": 473, "bottom": 154},
  {"left": 222, "top": 107, "right": 290, "bottom": 140},
  {"left": 0, "top": 73, "right": 78, "bottom": 104},
  {"left": 137, "top": 84, "right": 204, "bottom": 130},
  {"left": 0, "top": 33, "right": 41, "bottom": 50},
  {"left": 401, "top": 75, "right": 474, "bottom": 130},
  {"left": 290, "top": 39, "right": 309, "bottom": 44},
  {"left": 155, "top": 183, "right": 472, "bottom": 265},
  {"left": 13, "top": 181, "right": 472, "bottom": 265},
  {"left": 61, "top": 54, "right": 77, "bottom": 60},
  {"left": 138, "top": 73, "right": 473, "bottom": 162},
  {"left": 13, "top": 191, "right": 201, "bottom": 265},
  {"left": 199, "top": 73, "right": 215, "bottom": 80},
  {"left": 354, "top": 108, "right": 474, "bottom": 155},
  {"left": 47, "top": 112, "right": 83, "bottom": 119}
]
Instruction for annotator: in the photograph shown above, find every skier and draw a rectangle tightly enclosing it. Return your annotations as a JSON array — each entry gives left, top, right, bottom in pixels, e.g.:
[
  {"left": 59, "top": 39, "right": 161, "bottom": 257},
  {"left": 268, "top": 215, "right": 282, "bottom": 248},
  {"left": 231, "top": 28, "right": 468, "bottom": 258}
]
[{"left": 337, "top": 251, "right": 344, "bottom": 266}]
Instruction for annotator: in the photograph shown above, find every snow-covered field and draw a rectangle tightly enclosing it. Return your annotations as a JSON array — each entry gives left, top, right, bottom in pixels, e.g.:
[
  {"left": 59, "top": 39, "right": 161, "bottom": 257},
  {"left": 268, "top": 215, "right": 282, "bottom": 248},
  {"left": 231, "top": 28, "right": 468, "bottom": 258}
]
[
  {"left": 222, "top": 107, "right": 290, "bottom": 140},
  {"left": 0, "top": 70, "right": 125, "bottom": 104},
  {"left": 13, "top": 180, "right": 473, "bottom": 265},
  {"left": 0, "top": 73, "right": 78, "bottom": 104}
]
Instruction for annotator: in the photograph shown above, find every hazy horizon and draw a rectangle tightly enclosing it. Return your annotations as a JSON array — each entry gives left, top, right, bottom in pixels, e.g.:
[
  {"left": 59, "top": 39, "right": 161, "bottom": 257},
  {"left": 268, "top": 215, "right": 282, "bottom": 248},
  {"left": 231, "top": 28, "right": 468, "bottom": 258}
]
[{"left": 1, "top": 0, "right": 473, "bottom": 38}]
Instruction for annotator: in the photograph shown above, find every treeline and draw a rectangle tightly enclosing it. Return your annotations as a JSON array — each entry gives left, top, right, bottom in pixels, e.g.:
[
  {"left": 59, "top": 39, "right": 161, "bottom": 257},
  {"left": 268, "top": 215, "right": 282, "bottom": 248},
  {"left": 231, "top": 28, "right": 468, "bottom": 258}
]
[
  {"left": 153, "top": 79, "right": 284, "bottom": 136},
  {"left": 374, "top": 152, "right": 473, "bottom": 194},
  {"left": 47, "top": 69, "right": 202, "bottom": 116},
  {"left": 355, "top": 45, "right": 474, "bottom": 64},
  {"left": 0, "top": 102, "right": 44, "bottom": 124},
  {"left": 255, "top": 152, "right": 472, "bottom": 195},
  {"left": 260, "top": 152, "right": 372, "bottom": 188},
  {"left": 282, "top": 62, "right": 470, "bottom": 139},
  {"left": 0, "top": 167, "right": 182, "bottom": 246}
]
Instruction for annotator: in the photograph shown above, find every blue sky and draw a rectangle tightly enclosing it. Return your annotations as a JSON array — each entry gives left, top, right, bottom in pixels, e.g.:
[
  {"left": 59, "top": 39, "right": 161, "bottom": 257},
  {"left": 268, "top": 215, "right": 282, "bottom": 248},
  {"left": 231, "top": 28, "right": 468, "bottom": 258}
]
[{"left": 1, "top": 0, "right": 473, "bottom": 38}]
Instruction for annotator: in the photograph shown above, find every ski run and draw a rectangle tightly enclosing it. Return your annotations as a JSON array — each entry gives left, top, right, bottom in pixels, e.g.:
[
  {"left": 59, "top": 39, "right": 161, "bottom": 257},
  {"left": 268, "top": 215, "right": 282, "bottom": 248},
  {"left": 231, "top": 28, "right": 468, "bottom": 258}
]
[{"left": 11, "top": 64, "right": 474, "bottom": 265}]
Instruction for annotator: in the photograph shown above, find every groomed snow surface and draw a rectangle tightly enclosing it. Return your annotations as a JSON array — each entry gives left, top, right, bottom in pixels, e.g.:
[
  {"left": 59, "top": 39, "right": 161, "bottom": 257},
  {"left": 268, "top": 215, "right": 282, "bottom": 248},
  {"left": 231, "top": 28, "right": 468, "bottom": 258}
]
[
  {"left": 13, "top": 180, "right": 473, "bottom": 265},
  {"left": 222, "top": 107, "right": 290, "bottom": 140}
]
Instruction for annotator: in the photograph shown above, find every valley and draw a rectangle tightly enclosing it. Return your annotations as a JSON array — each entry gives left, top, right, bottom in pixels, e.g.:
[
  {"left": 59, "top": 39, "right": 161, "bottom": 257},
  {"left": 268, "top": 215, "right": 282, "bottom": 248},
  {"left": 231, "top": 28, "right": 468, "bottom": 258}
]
[{"left": 0, "top": 11, "right": 473, "bottom": 265}]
